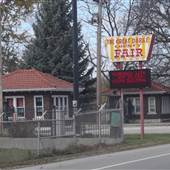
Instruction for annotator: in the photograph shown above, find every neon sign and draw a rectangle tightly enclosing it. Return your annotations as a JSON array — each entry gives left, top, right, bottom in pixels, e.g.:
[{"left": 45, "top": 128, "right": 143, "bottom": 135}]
[{"left": 109, "top": 69, "right": 151, "bottom": 88}]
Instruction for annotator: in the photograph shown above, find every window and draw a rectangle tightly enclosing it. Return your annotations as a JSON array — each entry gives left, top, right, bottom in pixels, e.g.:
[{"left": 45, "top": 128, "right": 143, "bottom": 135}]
[
  {"left": 134, "top": 97, "right": 140, "bottom": 114},
  {"left": 34, "top": 96, "right": 44, "bottom": 119},
  {"left": 5, "top": 96, "right": 25, "bottom": 118},
  {"left": 132, "top": 97, "right": 140, "bottom": 115},
  {"left": 148, "top": 97, "right": 156, "bottom": 114},
  {"left": 162, "top": 96, "right": 170, "bottom": 114},
  {"left": 16, "top": 98, "right": 25, "bottom": 117},
  {"left": 52, "top": 95, "right": 69, "bottom": 118},
  {"left": 126, "top": 97, "right": 140, "bottom": 115}
]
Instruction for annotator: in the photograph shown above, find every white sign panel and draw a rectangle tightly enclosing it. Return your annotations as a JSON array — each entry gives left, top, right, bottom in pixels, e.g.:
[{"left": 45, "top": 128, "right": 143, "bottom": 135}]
[{"left": 105, "top": 35, "right": 154, "bottom": 63}]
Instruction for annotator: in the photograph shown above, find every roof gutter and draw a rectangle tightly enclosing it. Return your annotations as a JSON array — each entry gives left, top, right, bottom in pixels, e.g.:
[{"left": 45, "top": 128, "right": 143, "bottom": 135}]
[
  {"left": 102, "top": 90, "right": 168, "bottom": 96},
  {"left": 3, "top": 88, "right": 74, "bottom": 92},
  {"left": 123, "top": 91, "right": 167, "bottom": 95}
]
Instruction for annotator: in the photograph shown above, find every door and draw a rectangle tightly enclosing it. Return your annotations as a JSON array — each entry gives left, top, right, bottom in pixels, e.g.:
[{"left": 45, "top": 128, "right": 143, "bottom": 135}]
[
  {"left": 52, "top": 95, "right": 69, "bottom": 136},
  {"left": 52, "top": 95, "right": 69, "bottom": 119}
]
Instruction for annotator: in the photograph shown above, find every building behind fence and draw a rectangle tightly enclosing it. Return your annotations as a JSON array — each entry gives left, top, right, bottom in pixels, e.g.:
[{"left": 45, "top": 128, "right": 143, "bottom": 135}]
[{"left": 0, "top": 108, "right": 123, "bottom": 154}]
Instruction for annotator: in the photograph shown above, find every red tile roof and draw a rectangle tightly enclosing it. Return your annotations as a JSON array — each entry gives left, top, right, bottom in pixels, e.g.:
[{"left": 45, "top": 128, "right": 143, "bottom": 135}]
[
  {"left": 2, "top": 69, "right": 73, "bottom": 92},
  {"left": 102, "top": 81, "right": 170, "bottom": 96}
]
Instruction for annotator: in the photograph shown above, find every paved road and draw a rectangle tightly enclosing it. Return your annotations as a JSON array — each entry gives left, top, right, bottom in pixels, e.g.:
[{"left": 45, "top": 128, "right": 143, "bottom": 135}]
[{"left": 15, "top": 144, "right": 170, "bottom": 170}]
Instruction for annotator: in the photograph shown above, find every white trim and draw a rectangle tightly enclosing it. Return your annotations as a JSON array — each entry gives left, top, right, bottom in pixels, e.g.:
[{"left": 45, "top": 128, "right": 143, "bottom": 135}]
[
  {"left": 5, "top": 95, "right": 25, "bottom": 99},
  {"left": 148, "top": 97, "right": 157, "bottom": 114},
  {"left": 3, "top": 88, "right": 73, "bottom": 92},
  {"left": 161, "top": 96, "right": 170, "bottom": 114},
  {"left": 52, "top": 95, "right": 69, "bottom": 118},
  {"left": 127, "top": 97, "right": 140, "bottom": 115},
  {"left": 34, "top": 95, "right": 44, "bottom": 119},
  {"left": 52, "top": 95, "right": 69, "bottom": 98},
  {"left": 123, "top": 91, "right": 166, "bottom": 95},
  {"left": 5, "top": 96, "right": 25, "bottom": 118},
  {"left": 133, "top": 97, "right": 140, "bottom": 115},
  {"left": 106, "top": 91, "right": 167, "bottom": 97}
]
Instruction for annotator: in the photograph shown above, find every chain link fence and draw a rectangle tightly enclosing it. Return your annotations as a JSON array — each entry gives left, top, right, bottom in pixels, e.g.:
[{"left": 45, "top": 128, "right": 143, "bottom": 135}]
[
  {"left": 0, "top": 108, "right": 123, "bottom": 138},
  {"left": 0, "top": 107, "right": 123, "bottom": 155}
]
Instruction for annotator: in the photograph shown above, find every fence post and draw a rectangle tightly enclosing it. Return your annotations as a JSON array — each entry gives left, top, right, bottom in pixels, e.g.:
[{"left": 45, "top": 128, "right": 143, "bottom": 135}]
[
  {"left": 13, "top": 112, "right": 16, "bottom": 122},
  {"left": 98, "top": 103, "right": 106, "bottom": 143},
  {"left": 73, "top": 108, "right": 81, "bottom": 138},
  {"left": 0, "top": 113, "right": 3, "bottom": 133},
  {"left": 37, "top": 121, "right": 40, "bottom": 156},
  {"left": 73, "top": 113, "right": 76, "bottom": 138},
  {"left": 51, "top": 108, "right": 56, "bottom": 136},
  {"left": 98, "top": 110, "right": 101, "bottom": 142}
]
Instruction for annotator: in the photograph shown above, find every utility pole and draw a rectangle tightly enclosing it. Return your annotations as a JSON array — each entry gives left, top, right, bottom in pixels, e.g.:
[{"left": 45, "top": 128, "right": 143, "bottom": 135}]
[
  {"left": 72, "top": 0, "right": 79, "bottom": 108},
  {"left": 0, "top": 5, "right": 3, "bottom": 114},
  {"left": 96, "top": 0, "right": 103, "bottom": 109}
]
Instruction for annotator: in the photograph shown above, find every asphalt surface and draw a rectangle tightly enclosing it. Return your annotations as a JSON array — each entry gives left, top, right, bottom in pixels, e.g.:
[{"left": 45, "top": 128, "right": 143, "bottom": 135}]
[{"left": 15, "top": 144, "right": 170, "bottom": 170}]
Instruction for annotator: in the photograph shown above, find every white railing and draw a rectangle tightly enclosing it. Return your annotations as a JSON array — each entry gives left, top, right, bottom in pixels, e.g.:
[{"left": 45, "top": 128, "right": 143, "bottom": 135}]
[
  {"left": 39, "top": 110, "right": 47, "bottom": 120},
  {"left": 0, "top": 112, "right": 5, "bottom": 129},
  {"left": 0, "top": 112, "right": 5, "bottom": 120}
]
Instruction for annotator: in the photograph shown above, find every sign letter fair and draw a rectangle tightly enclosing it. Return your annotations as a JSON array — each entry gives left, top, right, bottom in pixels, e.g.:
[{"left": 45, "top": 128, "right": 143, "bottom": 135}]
[{"left": 105, "top": 35, "right": 154, "bottom": 62}]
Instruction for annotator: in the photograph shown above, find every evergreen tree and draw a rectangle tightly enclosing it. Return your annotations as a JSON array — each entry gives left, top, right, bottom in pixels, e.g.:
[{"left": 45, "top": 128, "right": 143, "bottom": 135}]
[{"left": 22, "top": 0, "right": 95, "bottom": 106}]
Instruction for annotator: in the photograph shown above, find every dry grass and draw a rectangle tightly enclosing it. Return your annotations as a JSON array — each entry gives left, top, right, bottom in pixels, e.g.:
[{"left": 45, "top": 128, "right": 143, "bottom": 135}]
[{"left": 1, "top": 134, "right": 170, "bottom": 169}]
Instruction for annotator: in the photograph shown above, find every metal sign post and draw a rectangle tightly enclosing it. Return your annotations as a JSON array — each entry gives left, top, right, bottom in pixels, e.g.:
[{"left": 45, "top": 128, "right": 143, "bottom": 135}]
[
  {"left": 106, "top": 34, "right": 154, "bottom": 139},
  {"left": 96, "top": 0, "right": 103, "bottom": 109},
  {"left": 0, "top": 4, "right": 4, "bottom": 115},
  {"left": 139, "top": 62, "right": 144, "bottom": 139},
  {"left": 140, "top": 88, "right": 144, "bottom": 139},
  {"left": 72, "top": 0, "right": 79, "bottom": 107},
  {"left": 120, "top": 88, "right": 124, "bottom": 139}
]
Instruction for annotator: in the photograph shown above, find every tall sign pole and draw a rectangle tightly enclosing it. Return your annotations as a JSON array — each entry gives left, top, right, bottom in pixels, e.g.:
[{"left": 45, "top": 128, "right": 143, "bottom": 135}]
[
  {"left": 96, "top": 0, "right": 102, "bottom": 109},
  {"left": 0, "top": 5, "right": 3, "bottom": 114},
  {"left": 72, "top": 0, "right": 79, "bottom": 108},
  {"left": 139, "top": 62, "right": 144, "bottom": 139},
  {"left": 106, "top": 35, "right": 154, "bottom": 139}
]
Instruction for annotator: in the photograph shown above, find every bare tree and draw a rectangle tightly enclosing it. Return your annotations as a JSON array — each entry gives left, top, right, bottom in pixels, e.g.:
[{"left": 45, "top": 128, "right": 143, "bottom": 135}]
[
  {"left": 132, "top": 0, "right": 170, "bottom": 84},
  {"left": 80, "top": 0, "right": 140, "bottom": 76},
  {"left": 81, "top": 0, "right": 170, "bottom": 84}
]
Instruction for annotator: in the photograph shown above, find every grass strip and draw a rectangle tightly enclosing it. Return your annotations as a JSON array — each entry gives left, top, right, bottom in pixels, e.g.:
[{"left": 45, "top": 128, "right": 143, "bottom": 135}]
[{"left": 1, "top": 134, "right": 170, "bottom": 169}]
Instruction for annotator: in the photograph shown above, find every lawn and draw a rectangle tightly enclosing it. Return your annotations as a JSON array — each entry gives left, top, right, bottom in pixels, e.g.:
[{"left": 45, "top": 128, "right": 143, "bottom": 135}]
[
  {"left": 1, "top": 134, "right": 170, "bottom": 169},
  {"left": 0, "top": 148, "right": 35, "bottom": 168},
  {"left": 120, "top": 134, "right": 170, "bottom": 150}
]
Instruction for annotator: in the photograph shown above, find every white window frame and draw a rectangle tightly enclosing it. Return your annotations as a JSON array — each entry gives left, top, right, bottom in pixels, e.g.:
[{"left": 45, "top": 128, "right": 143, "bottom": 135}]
[
  {"left": 161, "top": 96, "right": 170, "bottom": 114},
  {"left": 133, "top": 97, "right": 140, "bottom": 115},
  {"left": 5, "top": 96, "right": 25, "bottom": 119},
  {"left": 127, "top": 97, "right": 140, "bottom": 115},
  {"left": 52, "top": 95, "right": 69, "bottom": 118},
  {"left": 148, "top": 97, "right": 156, "bottom": 114},
  {"left": 34, "top": 95, "right": 44, "bottom": 119}
]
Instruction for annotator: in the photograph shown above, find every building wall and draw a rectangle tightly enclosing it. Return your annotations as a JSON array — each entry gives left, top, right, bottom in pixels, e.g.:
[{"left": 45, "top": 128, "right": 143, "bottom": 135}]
[
  {"left": 3, "top": 91, "right": 72, "bottom": 120},
  {"left": 25, "top": 93, "right": 34, "bottom": 120},
  {"left": 144, "top": 96, "right": 148, "bottom": 115},
  {"left": 108, "top": 93, "right": 170, "bottom": 121},
  {"left": 160, "top": 95, "right": 170, "bottom": 121}
]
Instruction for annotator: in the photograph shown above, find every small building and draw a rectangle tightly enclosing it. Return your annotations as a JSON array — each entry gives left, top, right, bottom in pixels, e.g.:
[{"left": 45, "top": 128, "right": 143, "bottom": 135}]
[
  {"left": 2, "top": 69, "right": 73, "bottom": 120},
  {"left": 103, "top": 82, "right": 170, "bottom": 122}
]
